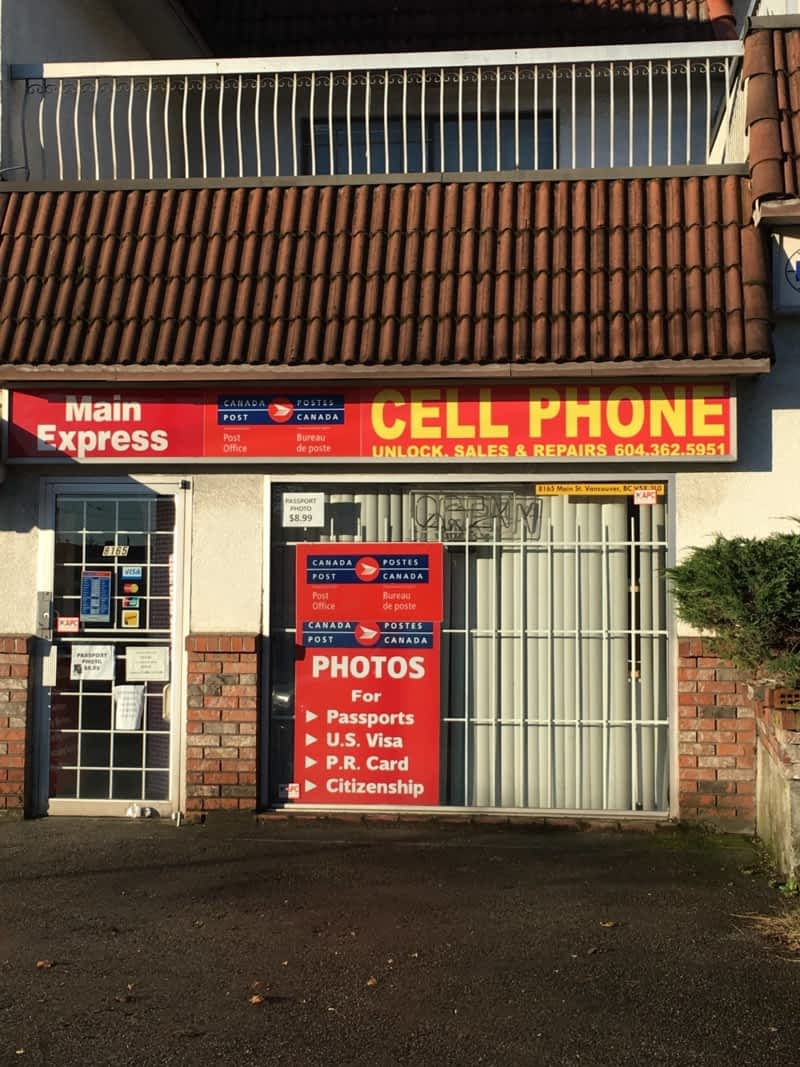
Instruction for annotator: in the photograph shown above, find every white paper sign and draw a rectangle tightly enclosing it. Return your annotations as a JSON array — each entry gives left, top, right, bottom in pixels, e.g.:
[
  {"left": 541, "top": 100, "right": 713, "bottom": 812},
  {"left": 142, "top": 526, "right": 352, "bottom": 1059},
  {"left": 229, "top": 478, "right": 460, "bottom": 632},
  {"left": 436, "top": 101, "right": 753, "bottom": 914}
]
[
  {"left": 70, "top": 644, "right": 115, "bottom": 681},
  {"left": 126, "top": 646, "right": 170, "bottom": 682},
  {"left": 113, "top": 685, "right": 145, "bottom": 731},
  {"left": 282, "top": 492, "right": 325, "bottom": 528}
]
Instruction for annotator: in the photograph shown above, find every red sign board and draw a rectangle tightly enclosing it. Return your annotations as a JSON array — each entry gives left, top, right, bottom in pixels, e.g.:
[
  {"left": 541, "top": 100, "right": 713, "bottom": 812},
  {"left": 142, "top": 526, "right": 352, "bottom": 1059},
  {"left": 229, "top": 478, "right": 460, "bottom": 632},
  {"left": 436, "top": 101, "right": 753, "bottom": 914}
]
[
  {"left": 291, "top": 543, "right": 443, "bottom": 806},
  {"left": 7, "top": 383, "right": 736, "bottom": 463}
]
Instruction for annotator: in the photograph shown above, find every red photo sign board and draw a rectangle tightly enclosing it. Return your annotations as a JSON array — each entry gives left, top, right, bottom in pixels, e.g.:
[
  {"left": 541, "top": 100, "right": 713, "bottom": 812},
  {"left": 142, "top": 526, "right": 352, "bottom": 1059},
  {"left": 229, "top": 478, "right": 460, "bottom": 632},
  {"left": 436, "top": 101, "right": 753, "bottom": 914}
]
[
  {"left": 8, "top": 383, "right": 736, "bottom": 463},
  {"left": 290, "top": 543, "right": 444, "bottom": 806}
]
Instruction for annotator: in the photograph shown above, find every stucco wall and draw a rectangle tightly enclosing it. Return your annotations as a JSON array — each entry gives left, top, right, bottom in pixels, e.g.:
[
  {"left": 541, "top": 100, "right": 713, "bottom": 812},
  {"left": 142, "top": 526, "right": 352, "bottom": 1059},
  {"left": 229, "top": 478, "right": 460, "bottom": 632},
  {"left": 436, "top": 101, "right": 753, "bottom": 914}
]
[
  {"left": 676, "top": 327, "right": 800, "bottom": 555},
  {"left": 0, "top": 466, "right": 40, "bottom": 635},
  {"left": 189, "top": 474, "right": 264, "bottom": 634}
]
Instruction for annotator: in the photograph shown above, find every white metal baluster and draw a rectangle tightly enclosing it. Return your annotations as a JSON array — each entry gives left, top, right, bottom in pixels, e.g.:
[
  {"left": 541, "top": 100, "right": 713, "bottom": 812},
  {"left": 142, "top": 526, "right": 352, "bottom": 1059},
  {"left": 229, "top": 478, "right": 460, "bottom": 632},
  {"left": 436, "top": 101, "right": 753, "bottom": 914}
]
[
  {"left": 495, "top": 65, "right": 500, "bottom": 170},
  {"left": 722, "top": 57, "right": 734, "bottom": 159},
  {"left": 273, "top": 73, "right": 281, "bottom": 176},
  {"left": 705, "top": 59, "right": 711, "bottom": 162},
  {"left": 92, "top": 78, "right": 100, "bottom": 181},
  {"left": 421, "top": 69, "right": 427, "bottom": 173},
  {"left": 402, "top": 68, "right": 408, "bottom": 174},
  {"left": 328, "top": 71, "right": 335, "bottom": 174},
  {"left": 628, "top": 61, "right": 634, "bottom": 167},
  {"left": 200, "top": 74, "right": 208, "bottom": 178},
  {"left": 440, "top": 66, "right": 445, "bottom": 170},
  {"left": 110, "top": 76, "right": 118, "bottom": 181},
  {"left": 21, "top": 80, "right": 31, "bottom": 180},
  {"left": 458, "top": 67, "right": 464, "bottom": 172},
  {"left": 667, "top": 59, "right": 673, "bottom": 165},
  {"left": 37, "top": 81, "right": 47, "bottom": 180},
  {"left": 146, "top": 75, "right": 153, "bottom": 179},
  {"left": 73, "top": 78, "right": 82, "bottom": 181},
  {"left": 477, "top": 67, "right": 482, "bottom": 171},
  {"left": 590, "top": 63, "right": 596, "bottom": 168},
  {"left": 685, "top": 59, "right": 691, "bottom": 164},
  {"left": 571, "top": 63, "right": 576, "bottom": 169},
  {"left": 609, "top": 61, "right": 615, "bottom": 168},
  {"left": 291, "top": 72, "right": 298, "bottom": 177},
  {"left": 365, "top": 71, "right": 372, "bottom": 175},
  {"left": 514, "top": 64, "right": 520, "bottom": 169},
  {"left": 255, "top": 73, "right": 263, "bottom": 175},
  {"left": 308, "top": 72, "right": 315, "bottom": 176},
  {"left": 648, "top": 61, "right": 654, "bottom": 166},
  {"left": 551, "top": 63, "right": 557, "bottom": 168},
  {"left": 218, "top": 73, "right": 226, "bottom": 178},
  {"left": 237, "top": 73, "right": 244, "bottom": 176},
  {"left": 464, "top": 522, "right": 472, "bottom": 804},
  {"left": 383, "top": 70, "right": 389, "bottom": 174},
  {"left": 182, "top": 75, "right": 189, "bottom": 177},
  {"left": 55, "top": 78, "right": 64, "bottom": 181},
  {"left": 346, "top": 70, "right": 353, "bottom": 175},
  {"left": 127, "top": 76, "right": 135, "bottom": 179},
  {"left": 533, "top": 66, "right": 539, "bottom": 169},
  {"left": 164, "top": 75, "right": 172, "bottom": 180}
]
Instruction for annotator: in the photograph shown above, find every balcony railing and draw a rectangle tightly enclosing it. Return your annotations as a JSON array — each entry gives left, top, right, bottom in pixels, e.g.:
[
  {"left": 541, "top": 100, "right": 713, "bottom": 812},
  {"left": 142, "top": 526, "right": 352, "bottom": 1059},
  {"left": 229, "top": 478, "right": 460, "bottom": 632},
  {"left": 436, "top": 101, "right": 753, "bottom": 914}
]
[{"left": 10, "top": 42, "right": 745, "bottom": 184}]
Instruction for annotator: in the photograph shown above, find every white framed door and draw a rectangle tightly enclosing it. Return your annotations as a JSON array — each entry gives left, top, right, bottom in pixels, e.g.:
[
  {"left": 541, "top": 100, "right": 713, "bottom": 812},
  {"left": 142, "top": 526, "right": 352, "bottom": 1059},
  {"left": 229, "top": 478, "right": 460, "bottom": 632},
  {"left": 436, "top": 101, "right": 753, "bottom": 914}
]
[{"left": 34, "top": 477, "right": 191, "bottom": 816}]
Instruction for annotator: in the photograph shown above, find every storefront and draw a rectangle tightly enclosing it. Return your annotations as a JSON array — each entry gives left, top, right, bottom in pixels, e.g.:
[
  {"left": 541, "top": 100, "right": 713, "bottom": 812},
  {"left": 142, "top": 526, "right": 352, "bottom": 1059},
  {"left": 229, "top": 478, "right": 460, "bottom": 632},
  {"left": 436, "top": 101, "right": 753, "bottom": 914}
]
[{"left": 3, "top": 379, "right": 736, "bottom": 817}]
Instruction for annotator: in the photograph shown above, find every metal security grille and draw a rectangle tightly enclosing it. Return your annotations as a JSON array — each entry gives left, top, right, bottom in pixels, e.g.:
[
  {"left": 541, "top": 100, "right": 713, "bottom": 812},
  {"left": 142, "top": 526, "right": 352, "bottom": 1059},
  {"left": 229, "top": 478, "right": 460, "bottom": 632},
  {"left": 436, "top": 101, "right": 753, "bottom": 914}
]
[
  {"left": 49, "top": 495, "right": 174, "bottom": 803},
  {"left": 268, "top": 483, "right": 669, "bottom": 813}
]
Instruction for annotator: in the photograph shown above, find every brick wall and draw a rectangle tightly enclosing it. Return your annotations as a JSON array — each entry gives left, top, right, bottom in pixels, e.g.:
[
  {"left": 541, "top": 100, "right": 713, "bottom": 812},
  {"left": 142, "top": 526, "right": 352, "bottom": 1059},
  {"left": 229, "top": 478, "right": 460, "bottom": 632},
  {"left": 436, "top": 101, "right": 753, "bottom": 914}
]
[
  {"left": 0, "top": 636, "right": 33, "bottom": 815},
  {"left": 186, "top": 635, "right": 259, "bottom": 815},
  {"left": 678, "top": 638, "right": 757, "bottom": 830}
]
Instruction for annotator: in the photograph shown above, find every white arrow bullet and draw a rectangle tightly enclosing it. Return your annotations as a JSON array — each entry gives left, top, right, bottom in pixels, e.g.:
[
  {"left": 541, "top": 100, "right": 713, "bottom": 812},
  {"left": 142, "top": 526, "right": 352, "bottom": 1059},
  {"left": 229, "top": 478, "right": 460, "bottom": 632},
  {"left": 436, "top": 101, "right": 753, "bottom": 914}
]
[
  {"left": 305, "top": 733, "right": 318, "bottom": 746},
  {"left": 304, "top": 780, "right": 317, "bottom": 792},
  {"left": 358, "top": 625, "right": 379, "bottom": 640},
  {"left": 305, "top": 755, "right": 317, "bottom": 769},
  {"left": 359, "top": 563, "right": 378, "bottom": 576},
  {"left": 306, "top": 710, "right": 317, "bottom": 723}
]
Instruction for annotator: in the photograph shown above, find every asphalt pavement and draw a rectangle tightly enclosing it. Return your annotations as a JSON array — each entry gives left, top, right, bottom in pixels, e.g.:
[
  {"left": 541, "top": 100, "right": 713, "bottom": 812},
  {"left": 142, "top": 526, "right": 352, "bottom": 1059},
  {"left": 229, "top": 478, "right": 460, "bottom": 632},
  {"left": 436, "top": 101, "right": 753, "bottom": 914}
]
[{"left": 1, "top": 816, "right": 798, "bottom": 1066}]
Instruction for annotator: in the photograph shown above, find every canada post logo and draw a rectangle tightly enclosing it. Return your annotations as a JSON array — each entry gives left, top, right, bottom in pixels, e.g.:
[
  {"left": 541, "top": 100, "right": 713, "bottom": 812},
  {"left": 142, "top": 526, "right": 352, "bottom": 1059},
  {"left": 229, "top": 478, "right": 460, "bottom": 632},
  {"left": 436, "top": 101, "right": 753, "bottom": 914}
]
[
  {"left": 301, "top": 621, "right": 435, "bottom": 648},
  {"left": 217, "top": 395, "right": 345, "bottom": 426},
  {"left": 306, "top": 554, "right": 430, "bottom": 585}
]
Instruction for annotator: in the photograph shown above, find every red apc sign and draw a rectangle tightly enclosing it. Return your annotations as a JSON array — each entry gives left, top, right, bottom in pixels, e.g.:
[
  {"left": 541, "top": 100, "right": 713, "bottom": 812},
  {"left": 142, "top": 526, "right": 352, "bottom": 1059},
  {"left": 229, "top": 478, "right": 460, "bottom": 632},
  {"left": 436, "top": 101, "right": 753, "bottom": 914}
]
[
  {"left": 291, "top": 543, "right": 443, "bottom": 806},
  {"left": 7, "top": 383, "right": 736, "bottom": 463}
]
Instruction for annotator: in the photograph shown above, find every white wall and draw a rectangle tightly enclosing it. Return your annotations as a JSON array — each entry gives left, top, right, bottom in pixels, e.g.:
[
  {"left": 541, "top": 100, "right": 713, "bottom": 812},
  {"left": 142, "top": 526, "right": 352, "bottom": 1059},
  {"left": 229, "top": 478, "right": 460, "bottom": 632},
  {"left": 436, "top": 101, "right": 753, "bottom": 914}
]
[{"left": 189, "top": 474, "right": 264, "bottom": 634}]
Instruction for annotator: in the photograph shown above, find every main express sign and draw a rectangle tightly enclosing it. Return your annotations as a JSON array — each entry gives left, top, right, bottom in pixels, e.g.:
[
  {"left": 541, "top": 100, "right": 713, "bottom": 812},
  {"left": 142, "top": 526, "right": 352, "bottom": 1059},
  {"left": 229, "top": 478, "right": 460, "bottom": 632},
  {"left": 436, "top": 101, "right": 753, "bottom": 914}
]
[{"left": 6, "top": 383, "right": 736, "bottom": 463}]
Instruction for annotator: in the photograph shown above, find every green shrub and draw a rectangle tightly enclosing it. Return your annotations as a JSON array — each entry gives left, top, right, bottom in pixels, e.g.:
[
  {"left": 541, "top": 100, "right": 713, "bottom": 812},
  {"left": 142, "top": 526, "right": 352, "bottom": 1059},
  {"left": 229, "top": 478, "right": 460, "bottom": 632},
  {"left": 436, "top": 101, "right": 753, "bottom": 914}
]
[{"left": 668, "top": 531, "right": 800, "bottom": 684}]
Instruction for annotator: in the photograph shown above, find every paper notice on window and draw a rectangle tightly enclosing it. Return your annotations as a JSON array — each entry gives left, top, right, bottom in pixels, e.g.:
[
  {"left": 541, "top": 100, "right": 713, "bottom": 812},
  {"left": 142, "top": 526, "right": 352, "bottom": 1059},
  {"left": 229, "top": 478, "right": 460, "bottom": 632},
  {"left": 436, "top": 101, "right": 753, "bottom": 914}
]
[
  {"left": 70, "top": 644, "right": 115, "bottom": 681},
  {"left": 113, "top": 684, "right": 145, "bottom": 731},
  {"left": 126, "top": 646, "right": 170, "bottom": 682}
]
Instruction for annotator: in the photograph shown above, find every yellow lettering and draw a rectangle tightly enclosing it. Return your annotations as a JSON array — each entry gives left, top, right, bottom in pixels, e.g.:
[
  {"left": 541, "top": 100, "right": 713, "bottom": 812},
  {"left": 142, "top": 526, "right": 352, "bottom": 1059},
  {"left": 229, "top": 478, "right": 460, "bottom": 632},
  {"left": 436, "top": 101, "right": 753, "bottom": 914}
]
[
  {"left": 565, "top": 387, "right": 602, "bottom": 438},
  {"left": 607, "top": 387, "right": 645, "bottom": 439},
  {"left": 528, "top": 387, "right": 561, "bottom": 437},
  {"left": 691, "top": 384, "right": 726, "bottom": 437},
  {"left": 649, "top": 386, "right": 687, "bottom": 438},
  {"left": 409, "top": 389, "right": 442, "bottom": 439},
  {"left": 478, "top": 389, "right": 509, "bottom": 438},
  {"left": 371, "top": 389, "right": 406, "bottom": 441},
  {"left": 445, "top": 389, "right": 476, "bottom": 439}
]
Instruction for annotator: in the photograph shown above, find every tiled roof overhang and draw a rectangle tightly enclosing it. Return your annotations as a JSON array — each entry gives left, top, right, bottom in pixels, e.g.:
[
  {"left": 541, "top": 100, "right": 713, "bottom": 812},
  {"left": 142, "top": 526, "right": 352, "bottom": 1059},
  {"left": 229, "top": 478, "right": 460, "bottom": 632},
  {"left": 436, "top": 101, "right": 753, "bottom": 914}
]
[
  {"left": 0, "top": 175, "right": 771, "bottom": 381},
  {"left": 180, "top": 0, "right": 718, "bottom": 57},
  {"left": 745, "top": 24, "right": 800, "bottom": 206}
]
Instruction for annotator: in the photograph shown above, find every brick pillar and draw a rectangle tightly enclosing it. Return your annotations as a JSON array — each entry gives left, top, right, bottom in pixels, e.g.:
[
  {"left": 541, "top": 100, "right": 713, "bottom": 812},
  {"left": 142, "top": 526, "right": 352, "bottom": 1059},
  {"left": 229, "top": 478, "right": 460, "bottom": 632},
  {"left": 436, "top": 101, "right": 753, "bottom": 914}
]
[
  {"left": 0, "top": 636, "right": 33, "bottom": 815},
  {"left": 678, "top": 638, "right": 757, "bottom": 830},
  {"left": 186, "top": 635, "right": 259, "bottom": 815}
]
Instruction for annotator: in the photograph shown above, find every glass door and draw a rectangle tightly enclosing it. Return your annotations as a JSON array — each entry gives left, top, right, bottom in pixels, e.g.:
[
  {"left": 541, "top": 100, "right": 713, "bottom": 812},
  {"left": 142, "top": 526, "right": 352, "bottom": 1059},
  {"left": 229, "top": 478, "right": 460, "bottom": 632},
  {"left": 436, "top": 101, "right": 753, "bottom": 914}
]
[{"left": 44, "top": 488, "right": 182, "bottom": 815}]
